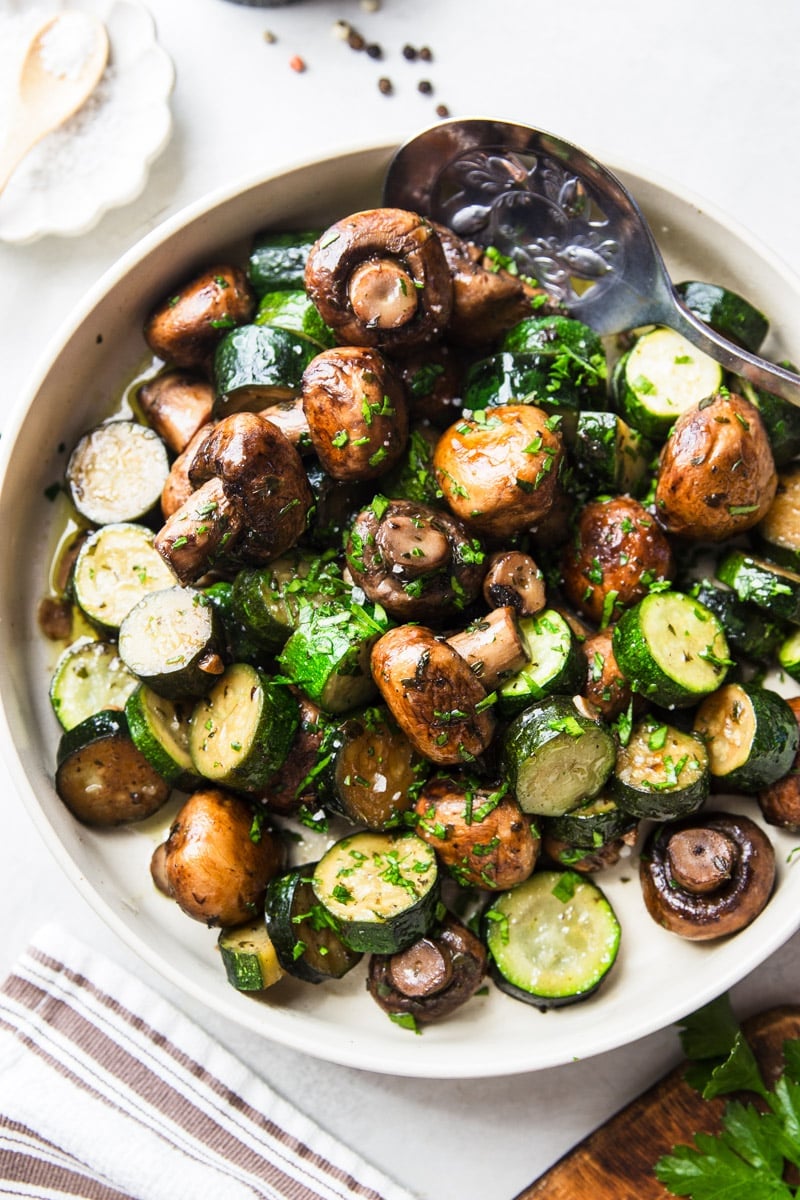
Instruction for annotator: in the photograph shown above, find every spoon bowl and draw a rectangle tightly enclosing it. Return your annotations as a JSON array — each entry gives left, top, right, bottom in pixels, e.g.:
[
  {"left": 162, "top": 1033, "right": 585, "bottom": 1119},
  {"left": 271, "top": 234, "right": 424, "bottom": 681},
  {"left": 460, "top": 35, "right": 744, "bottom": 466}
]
[
  {"left": 0, "top": 12, "right": 109, "bottom": 196},
  {"left": 384, "top": 118, "right": 800, "bottom": 406}
]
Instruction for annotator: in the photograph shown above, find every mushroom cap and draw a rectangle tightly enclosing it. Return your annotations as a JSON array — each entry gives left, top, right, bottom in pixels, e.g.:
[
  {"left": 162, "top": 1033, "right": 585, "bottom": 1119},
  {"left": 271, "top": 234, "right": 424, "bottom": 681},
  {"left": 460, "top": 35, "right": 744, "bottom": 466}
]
[
  {"left": 144, "top": 264, "right": 255, "bottom": 369},
  {"left": 640, "top": 811, "right": 776, "bottom": 939}
]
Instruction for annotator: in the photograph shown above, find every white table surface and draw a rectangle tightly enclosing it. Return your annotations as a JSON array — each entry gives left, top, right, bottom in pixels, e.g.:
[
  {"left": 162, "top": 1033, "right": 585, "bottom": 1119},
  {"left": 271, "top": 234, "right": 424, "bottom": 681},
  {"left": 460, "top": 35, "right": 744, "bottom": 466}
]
[{"left": 2, "top": 1, "right": 800, "bottom": 1196}]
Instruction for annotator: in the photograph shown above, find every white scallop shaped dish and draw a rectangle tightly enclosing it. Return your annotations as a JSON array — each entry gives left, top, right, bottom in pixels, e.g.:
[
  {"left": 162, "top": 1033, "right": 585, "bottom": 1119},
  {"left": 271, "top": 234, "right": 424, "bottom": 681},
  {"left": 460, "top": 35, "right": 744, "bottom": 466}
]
[{"left": 0, "top": 0, "right": 174, "bottom": 244}]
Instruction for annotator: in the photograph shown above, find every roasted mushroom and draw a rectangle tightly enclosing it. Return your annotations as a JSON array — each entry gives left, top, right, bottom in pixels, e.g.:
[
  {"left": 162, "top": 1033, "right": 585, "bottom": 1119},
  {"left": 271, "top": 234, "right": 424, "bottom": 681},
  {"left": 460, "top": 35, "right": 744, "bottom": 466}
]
[
  {"left": 434, "top": 404, "right": 564, "bottom": 540},
  {"left": 431, "top": 220, "right": 554, "bottom": 345},
  {"left": 482, "top": 550, "right": 546, "bottom": 616},
  {"left": 655, "top": 391, "right": 777, "bottom": 541},
  {"left": 162, "top": 788, "right": 285, "bottom": 927},
  {"left": 640, "top": 812, "right": 775, "bottom": 940},
  {"left": 160, "top": 422, "right": 215, "bottom": 518},
  {"left": 367, "top": 913, "right": 487, "bottom": 1023},
  {"left": 144, "top": 264, "right": 255, "bottom": 369},
  {"left": 304, "top": 208, "right": 452, "bottom": 352},
  {"left": 345, "top": 497, "right": 485, "bottom": 622},
  {"left": 156, "top": 478, "right": 244, "bottom": 584},
  {"left": 137, "top": 370, "right": 215, "bottom": 455},
  {"left": 371, "top": 624, "right": 495, "bottom": 765},
  {"left": 414, "top": 776, "right": 539, "bottom": 889},
  {"left": 302, "top": 347, "right": 408, "bottom": 481},
  {"left": 561, "top": 496, "right": 674, "bottom": 625},
  {"left": 446, "top": 606, "right": 528, "bottom": 690},
  {"left": 578, "top": 628, "right": 635, "bottom": 722}
]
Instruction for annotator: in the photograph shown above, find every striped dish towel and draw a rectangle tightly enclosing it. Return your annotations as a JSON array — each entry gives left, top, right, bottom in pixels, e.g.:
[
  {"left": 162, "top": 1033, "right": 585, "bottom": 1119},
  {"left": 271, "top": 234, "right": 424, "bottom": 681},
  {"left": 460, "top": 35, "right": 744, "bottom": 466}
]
[{"left": 0, "top": 924, "right": 415, "bottom": 1200}]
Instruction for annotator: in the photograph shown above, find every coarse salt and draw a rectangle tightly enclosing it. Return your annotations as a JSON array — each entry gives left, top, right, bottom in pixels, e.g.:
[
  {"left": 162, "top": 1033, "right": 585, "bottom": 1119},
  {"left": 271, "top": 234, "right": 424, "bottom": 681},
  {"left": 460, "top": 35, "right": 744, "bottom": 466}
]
[{"left": 39, "top": 12, "right": 101, "bottom": 80}]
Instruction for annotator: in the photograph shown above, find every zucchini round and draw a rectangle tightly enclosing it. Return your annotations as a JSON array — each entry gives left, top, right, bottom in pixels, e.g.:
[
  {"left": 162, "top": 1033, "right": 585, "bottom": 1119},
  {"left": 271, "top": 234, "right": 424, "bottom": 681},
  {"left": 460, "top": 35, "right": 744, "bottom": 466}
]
[
  {"left": 277, "top": 600, "right": 386, "bottom": 715},
  {"left": 611, "top": 717, "right": 709, "bottom": 820},
  {"left": 247, "top": 228, "right": 320, "bottom": 295},
  {"left": 689, "top": 578, "right": 786, "bottom": 666},
  {"left": 483, "top": 870, "right": 620, "bottom": 1008},
  {"left": 545, "top": 793, "right": 636, "bottom": 849},
  {"left": 118, "top": 586, "right": 225, "bottom": 699},
  {"left": 49, "top": 638, "right": 138, "bottom": 731},
  {"left": 612, "top": 590, "right": 731, "bottom": 708},
  {"left": 189, "top": 663, "right": 298, "bottom": 791},
  {"left": 675, "top": 281, "right": 769, "bottom": 354},
  {"left": 311, "top": 831, "right": 439, "bottom": 955},
  {"left": 498, "top": 609, "right": 587, "bottom": 716},
  {"left": 501, "top": 695, "right": 616, "bottom": 817},
  {"left": 716, "top": 551, "right": 800, "bottom": 625},
  {"left": 125, "top": 685, "right": 202, "bottom": 791},
  {"left": 218, "top": 919, "right": 285, "bottom": 992},
  {"left": 66, "top": 419, "right": 169, "bottom": 526},
  {"left": 613, "top": 326, "right": 724, "bottom": 439},
  {"left": 255, "top": 289, "right": 335, "bottom": 350},
  {"left": 693, "top": 682, "right": 800, "bottom": 793},
  {"left": 72, "top": 523, "right": 177, "bottom": 635},
  {"left": 213, "top": 324, "right": 317, "bottom": 415},
  {"left": 573, "top": 410, "right": 653, "bottom": 497},
  {"left": 265, "top": 866, "right": 363, "bottom": 983}
]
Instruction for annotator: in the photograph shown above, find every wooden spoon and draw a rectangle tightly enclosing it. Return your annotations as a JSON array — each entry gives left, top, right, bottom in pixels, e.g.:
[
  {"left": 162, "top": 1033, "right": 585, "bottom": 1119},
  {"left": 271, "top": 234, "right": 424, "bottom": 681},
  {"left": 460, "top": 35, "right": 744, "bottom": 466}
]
[{"left": 0, "top": 11, "right": 109, "bottom": 196}]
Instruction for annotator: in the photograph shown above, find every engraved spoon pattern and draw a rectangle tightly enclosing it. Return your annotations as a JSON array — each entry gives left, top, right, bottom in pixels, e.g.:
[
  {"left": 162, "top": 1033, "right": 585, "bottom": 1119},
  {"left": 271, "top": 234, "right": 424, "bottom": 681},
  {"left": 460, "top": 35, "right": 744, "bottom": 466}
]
[{"left": 384, "top": 118, "right": 800, "bottom": 406}]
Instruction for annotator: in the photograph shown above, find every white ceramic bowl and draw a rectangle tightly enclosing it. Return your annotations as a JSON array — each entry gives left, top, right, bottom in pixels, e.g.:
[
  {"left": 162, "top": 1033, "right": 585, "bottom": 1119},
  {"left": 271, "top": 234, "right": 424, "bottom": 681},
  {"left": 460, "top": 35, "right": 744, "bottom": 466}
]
[{"left": 3, "top": 141, "right": 800, "bottom": 1079}]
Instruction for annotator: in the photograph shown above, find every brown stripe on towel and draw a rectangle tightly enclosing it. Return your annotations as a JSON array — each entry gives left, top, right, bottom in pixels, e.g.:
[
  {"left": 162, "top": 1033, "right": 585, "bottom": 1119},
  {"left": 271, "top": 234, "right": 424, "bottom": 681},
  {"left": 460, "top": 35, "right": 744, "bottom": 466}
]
[
  {"left": 0, "top": 1118, "right": 136, "bottom": 1198},
  {"left": 2, "top": 949, "right": 387, "bottom": 1200}
]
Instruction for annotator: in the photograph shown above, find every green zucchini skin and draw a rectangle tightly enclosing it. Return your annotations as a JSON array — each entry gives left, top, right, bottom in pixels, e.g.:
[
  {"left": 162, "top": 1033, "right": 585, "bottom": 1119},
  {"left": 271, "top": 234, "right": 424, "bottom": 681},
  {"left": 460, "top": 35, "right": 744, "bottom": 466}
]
[
  {"left": 545, "top": 793, "right": 636, "bottom": 849},
  {"left": 500, "top": 696, "right": 616, "bottom": 817},
  {"left": 717, "top": 551, "right": 800, "bottom": 625},
  {"left": 689, "top": 579, "right": 786, "bottom": 666},
  {"left": 231, "top": 552, "right": 348, "bottom": 654},
  {"left": 572, "top": 410, "right": 654, "bottom": 497},
  {"left": 277, "top": 600, "right": 388, "bottom": 715},
  {"left": 610, "top": 717, "right": 710, "bottom": 820},
  {"left": 500, "top": 314, "right": 608, "bottom": 405},
  {"left": 265, "top": 866, "right": 363, "bottom": 984},
  {"left": 213, "top": 324, "right": 317, "bottom": 415},
  {"left": 676, "top": 281, "right": 769, "bottom": 354},
  {"left": 693, "top": 682, "right": 800, "bottom": 793},
  {"left": 738, "top": 370, "right": 800, "bottom": 465},
  {"left": 49, "top": 638, "right": 138, "bottom": 731},
  {"left": 482, "top": 870, "right": 620, "bottom": 1009},
  {"left": 189, "top": 663, "right": 299, "bottom": 791},
  {"left": 55, "top": 710, "right": 171, "bottom": 826},
  {"left": 311, "top": 831, "right": 440, "bottom": 955},
  {"left": 118, "top": 586, "right": 226, "bottom": 700},
  {"left": 255, "top": 289, "right": 335, "bottom": 350},
  {"left": 125, "top": 685, "right": 202, "bottom": 791},
  {"left": 461, "top": 352, "right": 582, "bottom": 426},
  {"left": 217, "top": 919, "right": 285, "bottom": 991},
  {"left": 202, "top": 581, "right": 266, "bottom": 667},
  {"left": 612, "top": 591, "right": 731, "bottom": 708},
  {"left": 498, "top": 609, "right": 587, "bottom": 716},
  {"left": 247, "top": 229, "right": 320, "bottom": 295}
]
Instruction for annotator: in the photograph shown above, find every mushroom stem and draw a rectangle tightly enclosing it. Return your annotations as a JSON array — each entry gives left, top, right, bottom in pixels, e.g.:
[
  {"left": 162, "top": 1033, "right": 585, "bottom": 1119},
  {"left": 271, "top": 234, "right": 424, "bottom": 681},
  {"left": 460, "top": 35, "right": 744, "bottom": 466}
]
[
  {"left": 386, "top": 937, "right": 454, "bottom": 997},
  {"left": 375, "top": 512, "right": 450, "bottom": 577},
  {"left": 348, "top": 258, "right": 419, "bottom": 329},
  {"left": 447, "top": 607, "right": 528, "bottom": 691},
  {"left": 666, "top": 827, "right": 738, "bottom": 894},
  {"left": 483, "top": 550, "right": 546, "bottom": 616}
]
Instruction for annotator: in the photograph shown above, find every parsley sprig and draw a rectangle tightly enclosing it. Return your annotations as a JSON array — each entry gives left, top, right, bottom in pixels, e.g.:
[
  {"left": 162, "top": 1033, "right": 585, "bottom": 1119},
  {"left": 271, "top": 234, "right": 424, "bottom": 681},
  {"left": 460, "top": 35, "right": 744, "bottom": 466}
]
[{"left": 655, "top": 993, "right": 800, "bottom": 1199}]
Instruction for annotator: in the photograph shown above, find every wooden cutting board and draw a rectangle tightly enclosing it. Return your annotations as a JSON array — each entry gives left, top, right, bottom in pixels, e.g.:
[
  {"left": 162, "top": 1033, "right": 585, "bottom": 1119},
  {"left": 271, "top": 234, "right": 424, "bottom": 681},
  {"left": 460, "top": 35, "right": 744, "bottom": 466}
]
[{"left": 515, "top": 1005, "right": 800, "bottom": 1199}]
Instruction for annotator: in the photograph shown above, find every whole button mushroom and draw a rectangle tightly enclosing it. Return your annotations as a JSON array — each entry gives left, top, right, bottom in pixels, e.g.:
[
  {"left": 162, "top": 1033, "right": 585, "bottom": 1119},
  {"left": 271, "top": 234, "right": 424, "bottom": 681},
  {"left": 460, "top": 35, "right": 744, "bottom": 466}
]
[
  {"left": 144, "top": 264, "right": 255, "bottom": 370},
  {"left": 304, "top": 209, "right": 453, "bottom": 352},
  {"left": 302, "top": 347, "right": 408, "bottom": 481},
  {"left": 370, "top": 624, "right": 495, "bottom": 765},
  {"left": 345, "top": 497, "right": 485, "bottom": 622},
  {"left": 561, "top": 496, "right": 674, "bottom": 625},
  {"left": 640, "top": 812, "right": 775, "bottom": 940},
  {"left": 433, "top": 404, "right": 564, "bottom": 540},
  {"left": 655, "top": 391, "right": 777, "bottom": 541}
]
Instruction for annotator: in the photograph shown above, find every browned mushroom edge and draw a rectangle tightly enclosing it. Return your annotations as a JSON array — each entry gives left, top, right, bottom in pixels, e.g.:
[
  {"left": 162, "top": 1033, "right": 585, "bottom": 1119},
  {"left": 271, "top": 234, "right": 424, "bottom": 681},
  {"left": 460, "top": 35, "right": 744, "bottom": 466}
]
[
  {"left": 345, "top": 497, "right": 485, "bottom": 622},
  {"left": 367, "top": 913, "right": 487, "bottom": 1023},
  {"left": 304, "top": 209, "right": 453, "bottom": 352},
  {"left": 144, "top": 264, "right": 255, "bottom": 369},
  {"left": 639, "top": 812, "right": 776, "bottom": 940}
]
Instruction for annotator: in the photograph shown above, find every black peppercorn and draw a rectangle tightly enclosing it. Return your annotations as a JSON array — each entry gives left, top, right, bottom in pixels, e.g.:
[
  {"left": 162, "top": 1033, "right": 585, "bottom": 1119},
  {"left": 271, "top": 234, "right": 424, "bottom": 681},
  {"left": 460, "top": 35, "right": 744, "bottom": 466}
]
[
  {"left": 418, "top": 79, "right": 433, "bottom": 95},
  {"left": 378, "top": 76, "right": 393, "bottom": 94},
  {"left": 419, "top": 46, "right": 433, "bottom": 61},
  {"left": 366, "top": 42, "right": 382, "bottom": 58},
  {"left": 402, "top": 43, "right": 418, "bottom": 60}
]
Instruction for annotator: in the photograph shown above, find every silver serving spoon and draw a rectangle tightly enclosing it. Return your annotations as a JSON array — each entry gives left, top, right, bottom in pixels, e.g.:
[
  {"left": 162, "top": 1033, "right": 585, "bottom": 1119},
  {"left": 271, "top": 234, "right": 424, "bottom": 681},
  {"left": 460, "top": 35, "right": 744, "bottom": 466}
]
[{"left": 384, "top": 118, "right": 800, "bottom": 407}]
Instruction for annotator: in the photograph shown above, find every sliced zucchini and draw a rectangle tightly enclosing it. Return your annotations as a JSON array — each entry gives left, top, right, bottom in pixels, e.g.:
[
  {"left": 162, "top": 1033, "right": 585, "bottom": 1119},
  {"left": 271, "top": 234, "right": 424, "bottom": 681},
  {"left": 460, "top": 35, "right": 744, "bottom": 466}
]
[
  {"left": 72, "top": 523, "right": 177, "bottom": 635},
  {"left": 189, "top": 663, "right": 298, "bottom": 791},
  {"left": 573, "top": 410, "right": 654, "bottom": 497},
  {"left": 755, "top": 463, "right": 800, "bottom": 572},
  {"left": 778, "top": 627, "right": 800, "bottom": 683},
  {"left": 688, "top": 578, "right": 786, "bottom": 666},
  {"left": 498, "top": 609, "right": 587, "bottom": 716},
  {"left": 483, "top": 870, "right": 620, "bottom": 1008},
  {"left": 612, "top": 590, "right": 731, "bottom": 708},
  {"left": 461, "top": 352, "right": 582, "bottom": 437},
  {"left": 247, "top": 229, "right": 320, "bottom": 295},
  {"left": 613, "top": 326, "right": 724, "bottom": 439},
  {"left": 277, "top": 599, "right": 387, "bottom": 714},
  {"left": 676, "top": 281, "right": 769, "bottom": 354},
  {"left": 55, "top": 710, "right": 170, "bottom": 826},
  {"left": 231, "top": 551, "right": 348, "bottom": 654},
  {"left": 125, "top": 684, "right": 202, "bottom": 791},
  {"left": 213, "top": 324, "right": 317, "bottom": 415},
  {"left": 545, "top": 793, "right": 636, "bottom": 850},
  {"left": 717, "top": 551, "right": 800, "bottom": 625},
  {"left": 66, "top": 419, "right": 170, "bottom": 526},
  {"left": 255, "top": 289, "right": 335, "bottom": 349},
  {"left": 265, "top": 866, "right": 363, "bottom": 983},
  {"left": 316, "top": 706, "right": 428, "bottom": 829},
  {"left": 611, "top": 716, "right": 709, "bottom": 819},
  {"left": 118, "top": 586, "right": 225, "bottom": 699},
  {"left": 737, "top": 369, "right": 800, "bottom": 465},
  {"left": 218, "top": 919, "right": 285, "bottom": 991},
  {"left": 693, "top": 682, "right": 799, "bottom": 792},
  {"left": 202, "top": 580, "right": 266, "bottom": 667},
  {"left": 311, "top": 830, "right": 439, "bottom": 954},
  {"left": 500, "top": 695, "right": 616, "bottom": 817},
  {"left": 501, "top": 314, "right": 608, "bottom": 403},
  {"left": 49, "top": 638, "right": 138, "bottom": 730}
]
